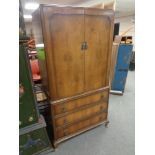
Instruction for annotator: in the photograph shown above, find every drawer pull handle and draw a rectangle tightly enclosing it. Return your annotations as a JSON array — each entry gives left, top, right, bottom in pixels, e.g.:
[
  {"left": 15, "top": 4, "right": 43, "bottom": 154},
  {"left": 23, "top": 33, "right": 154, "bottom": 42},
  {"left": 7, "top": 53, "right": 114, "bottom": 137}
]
[
  {"left": 99, "top": 116, "right": 103, "bottom": 121},
  {"left": 64, "top": 129, "right": 68, "bottom": 136},
  {"left": 63, "top": 118, "right": 67, "bottom": 124},
  {"left": 100, "top": 106, "right": 103, "bottom": 110},
  {"left": 61, "top": 106, "right": 66, "bottom": 112},
  {"left": 101, "top": 95, "right": 104, "bottom": 98}
]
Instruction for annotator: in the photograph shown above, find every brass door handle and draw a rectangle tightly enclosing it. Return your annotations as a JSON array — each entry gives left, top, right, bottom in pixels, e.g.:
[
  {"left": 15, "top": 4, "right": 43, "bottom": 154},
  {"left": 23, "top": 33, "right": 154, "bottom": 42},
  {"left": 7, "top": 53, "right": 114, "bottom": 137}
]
[
  {"left": 85, "top": 42, "right": 88, "bottom": 49},
  {"left": 63, "top": 118, "right": 67, "bottom": 124},
  {"left": 99, "top": 116, "right": 103, "bottom": 121},
  {"left": 100, "top": 106, "right": 104, "bottom": 111},
  {"left": 81, "top": 42, "right": 88, "bottom": 50},
  {"left": 61, "top": 105, "right": 66, "bottom": 112},
  {"left": 64, "top": 129, "right": 68, "bottom": 136},
  {"left": 81, "top": 42, "right": 85, "bottom": 50}
]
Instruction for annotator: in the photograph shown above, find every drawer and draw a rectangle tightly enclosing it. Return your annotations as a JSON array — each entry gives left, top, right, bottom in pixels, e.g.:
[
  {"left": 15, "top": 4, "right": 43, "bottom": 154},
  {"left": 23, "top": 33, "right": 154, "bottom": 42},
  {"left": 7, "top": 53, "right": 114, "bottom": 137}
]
[
  {"left": 56, "top": 112, "right": 107, "bottom": 139},
  {"left": 52, "top": 89, "right": 109, "bottom": 115},
  {"left": 55, "top": 101, "right": 108, "bottom": 127}
]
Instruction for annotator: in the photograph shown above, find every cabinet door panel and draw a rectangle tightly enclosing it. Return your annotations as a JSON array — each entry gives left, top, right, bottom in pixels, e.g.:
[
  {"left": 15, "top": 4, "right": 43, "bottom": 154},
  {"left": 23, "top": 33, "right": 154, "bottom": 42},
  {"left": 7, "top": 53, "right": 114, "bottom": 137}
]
[
  {"left": 48, "top": 14, "right": 85, "bottom": 99},
  {"left": 85, "top": 15, "right": 112, "bottom": 91}
]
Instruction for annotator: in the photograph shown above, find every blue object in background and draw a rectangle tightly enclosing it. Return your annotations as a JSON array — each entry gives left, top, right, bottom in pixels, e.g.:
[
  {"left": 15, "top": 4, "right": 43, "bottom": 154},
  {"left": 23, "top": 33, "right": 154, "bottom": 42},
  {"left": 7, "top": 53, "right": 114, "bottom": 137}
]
[{"left": 111, "top": 44, "right": 133, "bottom": 94}]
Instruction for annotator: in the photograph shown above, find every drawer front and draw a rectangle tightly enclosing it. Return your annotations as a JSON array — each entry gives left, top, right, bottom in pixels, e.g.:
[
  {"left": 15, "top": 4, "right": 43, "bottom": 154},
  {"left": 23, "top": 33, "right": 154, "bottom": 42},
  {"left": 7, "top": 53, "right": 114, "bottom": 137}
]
[
  {"left": 53, "top": 89, "right": 109, "bottom": 115},
  {"left": 56, "top": 112, "right": 107, "bottom": 139},
  {"left": 55, "top": 101, "right": 108, "bottom": 127}
]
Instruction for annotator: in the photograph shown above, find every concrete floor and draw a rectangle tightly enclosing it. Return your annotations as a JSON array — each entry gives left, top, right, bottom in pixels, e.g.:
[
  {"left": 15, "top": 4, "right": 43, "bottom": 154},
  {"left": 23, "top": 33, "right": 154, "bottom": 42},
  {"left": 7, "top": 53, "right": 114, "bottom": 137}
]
[{"left": 48, "top": 71, "right": 135, "bottom": 155}]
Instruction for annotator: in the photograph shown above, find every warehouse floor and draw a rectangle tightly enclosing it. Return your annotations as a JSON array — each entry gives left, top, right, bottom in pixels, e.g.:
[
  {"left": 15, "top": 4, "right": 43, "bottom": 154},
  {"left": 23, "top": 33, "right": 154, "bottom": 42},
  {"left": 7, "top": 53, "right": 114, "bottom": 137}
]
[{"left": 47, "top": 71, "right": 135, "bottom": 155}]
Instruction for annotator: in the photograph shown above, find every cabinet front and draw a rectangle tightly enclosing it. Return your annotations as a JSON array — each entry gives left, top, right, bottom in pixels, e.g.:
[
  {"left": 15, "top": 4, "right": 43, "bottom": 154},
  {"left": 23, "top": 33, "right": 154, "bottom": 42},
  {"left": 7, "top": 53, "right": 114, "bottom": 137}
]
[
  {"left": 84, "top": 13, "right": 113, "bottom": 91},
  {"left": 41, "top": 8, "right": 113, "bottom": 99},
  {"left": 44, "top": 12, "right": 85, "bottom": 99}
]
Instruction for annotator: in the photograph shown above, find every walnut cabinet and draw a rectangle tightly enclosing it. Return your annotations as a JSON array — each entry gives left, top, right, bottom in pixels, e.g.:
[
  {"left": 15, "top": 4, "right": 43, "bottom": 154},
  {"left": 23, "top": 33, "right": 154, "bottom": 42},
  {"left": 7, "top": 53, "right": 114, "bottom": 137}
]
[{"left": 32, "top": 5, "right": 114, "bottom": 147}]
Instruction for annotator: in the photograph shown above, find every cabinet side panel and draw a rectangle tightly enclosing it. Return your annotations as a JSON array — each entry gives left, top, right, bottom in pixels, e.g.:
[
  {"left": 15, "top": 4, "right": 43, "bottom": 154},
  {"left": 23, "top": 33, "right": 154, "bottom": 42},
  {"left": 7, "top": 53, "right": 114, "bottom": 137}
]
[{"left": 105, "top": 12, "right": 114, "bottom": 87}]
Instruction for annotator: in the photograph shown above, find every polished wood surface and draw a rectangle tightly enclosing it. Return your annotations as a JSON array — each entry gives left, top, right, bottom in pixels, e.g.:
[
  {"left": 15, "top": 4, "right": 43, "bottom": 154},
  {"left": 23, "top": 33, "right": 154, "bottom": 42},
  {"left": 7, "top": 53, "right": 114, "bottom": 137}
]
[
  {"left": 51, "top": 86, "right": 109, "bottom": 104},
  {"left": 110, "top": 36, "right": 122, "bottom": 87},
  {"left": 56, "top": 112, "right": 107, "bottom": 139},
  {"left": 55, "top": 101, "right": 108, "bottom": 127},
  {"left": 39, "top": 6, "right": 114, "bottom": 100},
  {"left": 110, "top": 43, "right": 119, "bottom": 86},
  {"left": 32, "top": 5, "right": 114, "bottom": 147},
  {"left": 40, "top": 6, "right": 85, "bottom": 100},
  {"left": 49, "top": 14, "right": 85, "bottom": 98},
  {"left": 52, "top": 89, "right": 109, "bottom": 115},
  {"left": 51, "top": 88, "right": 109, "bottom": 143},
  {"left": 85, "top": 15, "right": 110, "bottom": 91}
]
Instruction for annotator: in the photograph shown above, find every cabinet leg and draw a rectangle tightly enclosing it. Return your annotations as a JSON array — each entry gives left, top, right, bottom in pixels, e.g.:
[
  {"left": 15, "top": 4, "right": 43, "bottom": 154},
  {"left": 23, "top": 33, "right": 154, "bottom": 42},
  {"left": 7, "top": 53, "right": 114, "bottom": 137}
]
[
  {"left": 53, "top": 142, "right": 58, "bottom": 149},
  {"left": 105, "top": 121, "right": 109, "bottom": 128}
]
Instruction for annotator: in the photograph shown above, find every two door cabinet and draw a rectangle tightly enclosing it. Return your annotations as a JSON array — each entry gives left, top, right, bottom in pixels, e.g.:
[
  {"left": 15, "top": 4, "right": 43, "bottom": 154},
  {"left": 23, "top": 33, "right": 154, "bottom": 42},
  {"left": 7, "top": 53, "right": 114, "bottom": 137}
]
[{"left": 32, "top": 5, "right": 114, "bottom": 147}]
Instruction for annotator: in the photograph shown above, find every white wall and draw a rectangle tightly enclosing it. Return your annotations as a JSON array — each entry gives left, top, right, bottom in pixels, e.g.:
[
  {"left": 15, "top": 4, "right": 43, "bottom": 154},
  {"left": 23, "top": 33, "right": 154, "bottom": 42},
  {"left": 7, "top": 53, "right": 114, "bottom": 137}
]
[{"left": 25, "top": 22, "right": 33, "bottom": 37}]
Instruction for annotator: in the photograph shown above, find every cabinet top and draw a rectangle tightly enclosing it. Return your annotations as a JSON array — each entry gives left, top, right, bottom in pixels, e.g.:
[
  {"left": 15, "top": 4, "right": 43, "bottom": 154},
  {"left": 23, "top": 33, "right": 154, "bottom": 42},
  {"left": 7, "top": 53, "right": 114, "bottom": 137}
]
[
  {"left": 33, "top": 4, "right": 114, "bottom": 20},
  {"left": 38, "top": 4, "right": 113, "bottom": 10}
]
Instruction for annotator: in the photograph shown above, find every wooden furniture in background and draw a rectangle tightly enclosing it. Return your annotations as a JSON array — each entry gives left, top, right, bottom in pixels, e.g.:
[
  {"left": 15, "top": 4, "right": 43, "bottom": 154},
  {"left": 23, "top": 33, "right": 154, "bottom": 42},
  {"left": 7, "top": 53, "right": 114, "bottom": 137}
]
[
  {"left": 32, "top": 5, "right": 114, "bottom": 147},
  {"left": 111, "top": 36, "right": 133, "bottom": 95},
  {"left": 90, "top": 0, "right": 116, "bottom": 10},
  {"left": 110, "top": 36, "right": 122, "bottom": 87}
]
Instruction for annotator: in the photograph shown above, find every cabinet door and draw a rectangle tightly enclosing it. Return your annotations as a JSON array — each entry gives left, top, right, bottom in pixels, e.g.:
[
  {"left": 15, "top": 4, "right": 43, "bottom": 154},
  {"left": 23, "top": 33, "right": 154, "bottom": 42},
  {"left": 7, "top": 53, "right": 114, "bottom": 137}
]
[
  {"left": 84, "top": 10, "right": 114, "bottom": 91},
  {"left": 42, "top": 8, "right": 85, "bottom": 99}
]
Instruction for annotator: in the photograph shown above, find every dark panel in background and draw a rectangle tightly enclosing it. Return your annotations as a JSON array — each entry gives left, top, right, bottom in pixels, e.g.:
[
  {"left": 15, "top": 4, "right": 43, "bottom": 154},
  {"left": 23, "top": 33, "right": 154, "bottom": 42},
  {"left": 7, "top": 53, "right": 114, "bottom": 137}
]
[{"left": 113, "top": 22, "right": 120, "bottom": 40}]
